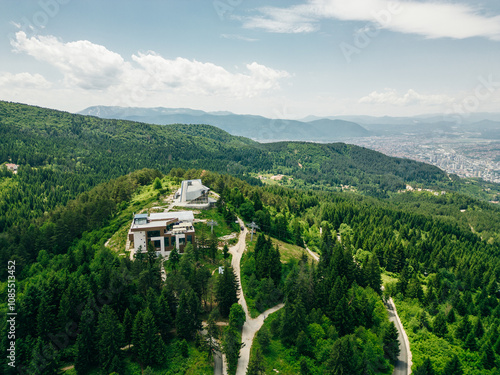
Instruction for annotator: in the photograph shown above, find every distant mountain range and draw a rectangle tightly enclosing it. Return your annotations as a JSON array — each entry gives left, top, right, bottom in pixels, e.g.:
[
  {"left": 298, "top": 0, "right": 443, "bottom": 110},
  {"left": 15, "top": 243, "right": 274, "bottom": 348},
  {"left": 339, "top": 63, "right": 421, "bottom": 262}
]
[
  {"left": 78, "top": 106, "right": 370, "bottom": 142},
  {"left": 78, "top": 106, "right": 500, "bottom": 141}
]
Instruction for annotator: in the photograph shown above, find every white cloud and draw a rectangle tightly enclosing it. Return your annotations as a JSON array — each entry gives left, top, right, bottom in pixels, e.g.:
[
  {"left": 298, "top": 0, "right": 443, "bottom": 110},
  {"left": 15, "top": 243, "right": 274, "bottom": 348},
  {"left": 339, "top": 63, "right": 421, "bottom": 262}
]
[
  {"left": 0, "top": 72, "right": 51, "bottom": 89},
  {"left": 359, "top": 89, "right": 454, "bottom": 106},
  {"left": 9, "top": 32, "right": 289, "bottom": 100},
  {"left": 242, "top": 0, "right": 500, "bottom": 40},
  {"left": 11, "top": 32, "right": 125, "bottom": 90}
]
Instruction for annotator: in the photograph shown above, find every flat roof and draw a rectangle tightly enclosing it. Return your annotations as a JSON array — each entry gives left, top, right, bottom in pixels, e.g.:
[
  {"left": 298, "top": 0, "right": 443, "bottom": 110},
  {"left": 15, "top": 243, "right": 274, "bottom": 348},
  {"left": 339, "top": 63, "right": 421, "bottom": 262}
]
[
  {"left": 149, "top": 211, "right": 194, "bottom": 222},
  {"left": 134, "top": 213, "right": 149, "bottom": 219}
]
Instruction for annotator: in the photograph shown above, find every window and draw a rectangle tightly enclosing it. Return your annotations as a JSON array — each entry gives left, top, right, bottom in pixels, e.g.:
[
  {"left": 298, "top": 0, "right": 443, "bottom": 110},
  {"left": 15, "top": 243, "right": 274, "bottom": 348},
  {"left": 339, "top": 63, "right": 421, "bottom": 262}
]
[
  {"left": 147, "top": 230, "right": 161, "bottom": 238},
  {"left": 187, "top": 235, "right": 193, "bottom": 243},
  {"left": 164, "top": 237, "right": 170, "bottom": 247},
  {"left": 179, "top": 237, "right": 186, "bottom": 245},
  {"left": 153, "top": 240, "right": 161, "bottom": 249}
]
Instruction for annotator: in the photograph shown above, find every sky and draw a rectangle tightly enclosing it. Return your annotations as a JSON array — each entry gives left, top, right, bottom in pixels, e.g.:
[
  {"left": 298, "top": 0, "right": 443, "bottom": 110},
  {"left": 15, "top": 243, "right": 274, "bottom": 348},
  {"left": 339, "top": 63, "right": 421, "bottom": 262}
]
[{"left": 1, "top": 0, "right": 500, "bottom": 119}]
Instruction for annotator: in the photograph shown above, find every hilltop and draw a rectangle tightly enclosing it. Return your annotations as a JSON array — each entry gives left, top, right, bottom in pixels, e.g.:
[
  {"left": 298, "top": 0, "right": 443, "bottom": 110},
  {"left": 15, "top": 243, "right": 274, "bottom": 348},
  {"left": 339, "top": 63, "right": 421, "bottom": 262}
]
[{"left": 79, "top": 105, "right": 371, "bottom": 142}]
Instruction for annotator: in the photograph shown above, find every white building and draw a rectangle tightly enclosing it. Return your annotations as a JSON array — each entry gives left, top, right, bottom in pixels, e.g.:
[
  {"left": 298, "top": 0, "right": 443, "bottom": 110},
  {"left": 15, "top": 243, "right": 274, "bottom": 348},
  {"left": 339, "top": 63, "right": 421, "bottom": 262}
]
[
  {"left": 128, "top": 211, "right": 195, "bottom": 259},
  {"left": 173, "top": 179, "right": 216, "bottom": 208}
]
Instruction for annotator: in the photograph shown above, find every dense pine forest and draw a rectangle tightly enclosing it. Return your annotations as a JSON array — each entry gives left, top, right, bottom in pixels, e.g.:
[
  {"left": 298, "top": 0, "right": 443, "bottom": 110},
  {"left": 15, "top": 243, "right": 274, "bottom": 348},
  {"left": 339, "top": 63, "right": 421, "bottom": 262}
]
[{"left": 1, "top": 101, "right": 500, "bottom": 374}]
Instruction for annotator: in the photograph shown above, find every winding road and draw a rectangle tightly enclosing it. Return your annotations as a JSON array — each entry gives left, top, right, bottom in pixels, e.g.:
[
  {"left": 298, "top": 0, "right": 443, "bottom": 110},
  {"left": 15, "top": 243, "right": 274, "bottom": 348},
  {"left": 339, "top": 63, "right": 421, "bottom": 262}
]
[{"left": 228, "top": 218, "right": 285, "bottom": 375}]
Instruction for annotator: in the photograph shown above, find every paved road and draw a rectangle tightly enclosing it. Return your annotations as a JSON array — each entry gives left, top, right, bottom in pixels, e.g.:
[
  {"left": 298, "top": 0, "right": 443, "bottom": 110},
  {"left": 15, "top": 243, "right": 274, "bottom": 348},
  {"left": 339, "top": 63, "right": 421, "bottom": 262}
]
[
  {"left": 386, "top": 298, "right": 412, "bottom": 375},
  {"left": 228, "top": 218, "right": 284, "bottom": 375}
]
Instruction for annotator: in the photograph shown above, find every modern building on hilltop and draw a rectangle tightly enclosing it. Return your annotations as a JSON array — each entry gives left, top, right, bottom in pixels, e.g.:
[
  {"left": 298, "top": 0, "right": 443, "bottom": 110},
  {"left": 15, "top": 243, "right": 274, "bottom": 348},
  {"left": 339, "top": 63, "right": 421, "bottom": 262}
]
[
  {"left": 128, "top": 211, "right": 195, "bottom": 259},
  {"left": 173, "top": 179, "right": 216, "bottom": 208}
]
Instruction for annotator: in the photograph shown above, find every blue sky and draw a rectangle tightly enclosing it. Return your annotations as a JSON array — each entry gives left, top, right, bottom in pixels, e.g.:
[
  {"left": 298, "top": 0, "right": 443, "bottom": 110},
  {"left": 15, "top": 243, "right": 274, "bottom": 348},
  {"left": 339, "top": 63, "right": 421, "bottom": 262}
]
[{"left": 1, "top": 0, "right": 500, "bottom": 118}]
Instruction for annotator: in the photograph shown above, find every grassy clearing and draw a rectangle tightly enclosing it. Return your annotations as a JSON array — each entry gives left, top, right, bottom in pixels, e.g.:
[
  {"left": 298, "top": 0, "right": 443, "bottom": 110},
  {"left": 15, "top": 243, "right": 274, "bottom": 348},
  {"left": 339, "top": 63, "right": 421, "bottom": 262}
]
[
  {"left": 105, "top": 178, "right": 174, "bottom": 253},
  {"left": 382, "top": 271, "right": 398, "bottom": 288},
  {"left": 194, "top": 208, "right": 239, "bottom": 238},
  {"left": 245, "top": 233, "right": 314, "bottom": 263}
]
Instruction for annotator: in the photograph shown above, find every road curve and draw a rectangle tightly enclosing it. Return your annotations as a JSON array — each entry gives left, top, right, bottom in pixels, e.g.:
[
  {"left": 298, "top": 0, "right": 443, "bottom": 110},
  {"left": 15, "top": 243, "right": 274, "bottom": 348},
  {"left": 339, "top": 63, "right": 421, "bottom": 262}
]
[
  {"left": 386, "top": 297, "right": 412, "bottom": 375},
  {"left": 228, "top": 218, "right": 284, "bottom": 375}
]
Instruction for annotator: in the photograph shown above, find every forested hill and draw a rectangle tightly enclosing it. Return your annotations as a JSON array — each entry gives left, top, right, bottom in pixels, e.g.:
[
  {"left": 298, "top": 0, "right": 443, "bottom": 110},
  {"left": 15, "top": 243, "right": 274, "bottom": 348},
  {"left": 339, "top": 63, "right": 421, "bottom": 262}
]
[
  {"left": 2, "top": 101, "right": 451, "bottom": 190},
  {"left": 0, "top": 100, "right": 496, "bottom": 232}
]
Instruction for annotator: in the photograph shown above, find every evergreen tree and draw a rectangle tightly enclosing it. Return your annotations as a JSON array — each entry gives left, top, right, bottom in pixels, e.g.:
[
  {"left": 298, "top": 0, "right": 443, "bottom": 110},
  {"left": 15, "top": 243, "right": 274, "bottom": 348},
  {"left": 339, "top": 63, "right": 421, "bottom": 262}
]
[
  {"left": 27, "top": 337, "right": 59, "bottom": 375},
  {"left": 176, "top": 290, "right": 202, "bottom": 340},
  {"left": 246, "top": 347, "right": 266, "bottom": 375},
  {"left": 383, "top": 322, "right": 400, "bottom": 363},
  {"left": 473, "top": 318, "right": 484, "bottom": 339},
  {"left": 481, "top": 343, "right": 496, "bottom": 370},
  {"left": 75, "top": 299, "right": 98, "bottom": 374},
  {"left": 455, "top": 315, "right": 471, "bottom": 341},
  {"left": 215, "top": 264, "right": 240, "bottom": 317},
  {"left": 136, "top": 308, "right": 165, "bottom": 367},
  {"left": 223, "top": 326, "right": 243, "bottom": 374},
  {"left": 333, "top": 296, "right": 354, "bottom": 336},
  {"left": 326, "top": 335, "right": 357, "bottom": 375},
  {"left": 365, "top": 253, "right": 382, "bottom": 294},
  {"left": 223, "top": 244, "right": 229, "bottom": 259},
  {"left": 446, "top": 308, "right": 456, "bottom": 324},
  {"left": 464, "top": 332, "right": 478, "bottom": 351},
  {"left": 96, "top": 305, "right": 124, "bottom": 373},
  {"left": 432, "top": 312, "right": 448, "bottom": 337},
  {"left": 257, "top": 325, "right": 271, "bottom": 353},
  {"left": 229, "top": 303, "right": 246, "bottom": 329},
  {"left": 413, "top": 357, "right": 435, "bottom": 375},
  {"left": 122, "top": 308, "right": 133, "bottom": 347},
  {"left": 168, "top": 246, "right": 180, "bottom": 271},
  {"left": 442, "top": 355, "right": 463, "bottom": 375}
]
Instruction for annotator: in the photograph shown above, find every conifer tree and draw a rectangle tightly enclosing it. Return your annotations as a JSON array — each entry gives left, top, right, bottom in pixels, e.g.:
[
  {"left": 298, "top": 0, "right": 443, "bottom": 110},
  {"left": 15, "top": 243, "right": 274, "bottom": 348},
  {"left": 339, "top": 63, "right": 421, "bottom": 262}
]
[
  {"left": 442, "top": 354, "right": 463, "bottom": 375},
  {"left": 413, "top": 357, "right": 435, "bottom": 375},
  {"left": 432, "top": 312, "right": 448, "bottom": 337},
  {"left": 96, "top": 305, "right": 124, "bottom": 373},
  {"left": 28, "top": 337, "right": 59, "bottom": 375},
  {"left": 455, "top": 315, "right": 471, "bottom": 341},
  {"left": 464, "top": 332, "right": 477, "bottom": 351},
  {"left": 246, "top": 347, "right": 266, "bottom": 375},
  {"left": 383, "top": 322, "right": 400, "bottom": 363},
  {"left": 122, "top": 308, "right": 133, "bottom": 347},
  {"left": 75, "top": 299, "right": 98, "bottom": 374},
  {"left": 215, "top": 264, "right": 239, "bottom": 317},
  {"left": 365, "top": 253, "right": 382, "bottom": 294},
  {"left": 481, "top": 343, "right": 496, "bottom": 370},
  {"left": 137, "top": 307, "right": 165, "bottom": 367},
  {"left": 446, "top": 308, "right": 456, "bottom": 324}
]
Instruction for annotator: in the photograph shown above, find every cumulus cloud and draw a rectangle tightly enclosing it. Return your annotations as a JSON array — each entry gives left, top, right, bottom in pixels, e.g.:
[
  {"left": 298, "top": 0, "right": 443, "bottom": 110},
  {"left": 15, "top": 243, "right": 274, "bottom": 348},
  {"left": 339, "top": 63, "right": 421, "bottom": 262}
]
[
  {"left": 10, "top": 32, "right": 289, "bottom": 98},
  {"left": 242, "top": 0, "right": 500, "bottom": 40},
  {"left": 359, "top": 89, "right": 454, "bottom": 106},
  {"left": 11, "top": 31, "right": 125, "bottom": 90},
  {"left": 0, "top": 72, "right": 51, "bottom": 89}
]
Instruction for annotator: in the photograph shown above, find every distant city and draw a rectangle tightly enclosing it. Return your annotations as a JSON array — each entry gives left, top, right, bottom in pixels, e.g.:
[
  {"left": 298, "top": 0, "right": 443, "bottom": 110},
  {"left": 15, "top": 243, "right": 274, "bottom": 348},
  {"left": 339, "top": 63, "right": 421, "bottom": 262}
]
[{"left": 349, "top": 136, "right": 500, "bottom": 184}]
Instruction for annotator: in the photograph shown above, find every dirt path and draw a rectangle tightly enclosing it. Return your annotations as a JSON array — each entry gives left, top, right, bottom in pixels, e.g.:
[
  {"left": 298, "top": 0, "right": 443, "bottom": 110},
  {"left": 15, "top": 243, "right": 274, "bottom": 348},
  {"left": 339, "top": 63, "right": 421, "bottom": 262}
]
[
  {"left": 228, "top": 218, "right": 284, "bottom": 375},
  {"left": 305, "top": 246, "right": 319, "bottom": 261}
]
